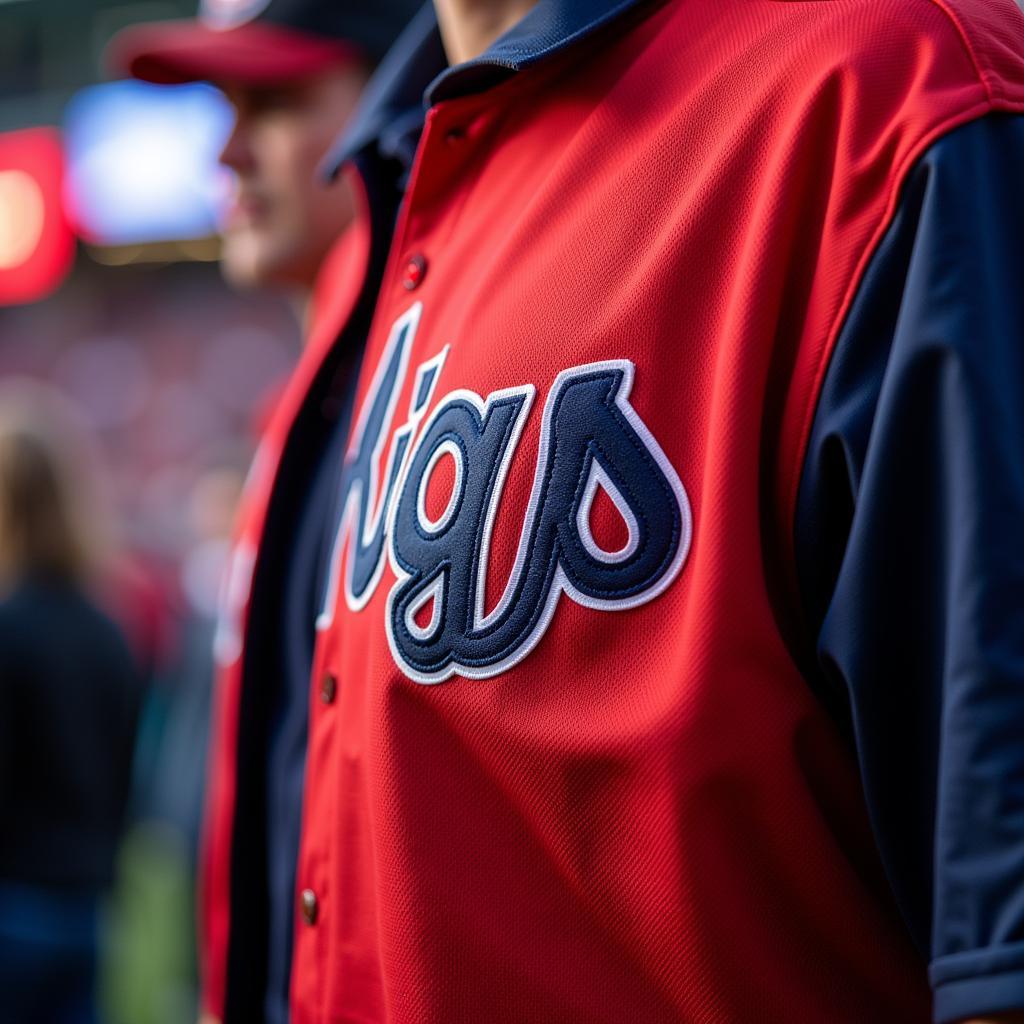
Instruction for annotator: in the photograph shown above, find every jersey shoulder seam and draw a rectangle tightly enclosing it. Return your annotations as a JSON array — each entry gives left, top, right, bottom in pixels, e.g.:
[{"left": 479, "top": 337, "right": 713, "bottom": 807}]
[
  {"left": 785, "top": 99, "right": 1005, "bottom": 570},
  {"left": 920, "top": 0, "right": 1020, "bottom": 102}
]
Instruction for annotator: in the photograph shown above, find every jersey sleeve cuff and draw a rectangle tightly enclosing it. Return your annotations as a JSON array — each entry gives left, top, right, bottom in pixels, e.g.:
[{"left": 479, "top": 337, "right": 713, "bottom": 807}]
[{"left": 930, "top": 942, "right": 1024, "bottom": 1023}]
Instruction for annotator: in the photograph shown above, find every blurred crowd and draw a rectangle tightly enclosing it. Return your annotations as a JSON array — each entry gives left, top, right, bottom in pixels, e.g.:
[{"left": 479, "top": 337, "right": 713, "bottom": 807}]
[
  {"left": 0, "top": 2, "right": 312, "bottom": 1021},
  {"left": 0, "top": 235, "right": 301, "bottom": 1024}
]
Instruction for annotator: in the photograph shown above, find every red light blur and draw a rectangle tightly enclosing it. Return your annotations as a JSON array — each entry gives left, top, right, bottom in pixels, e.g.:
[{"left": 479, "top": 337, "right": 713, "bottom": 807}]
[{"left": 0, "top": 127, "right": 75, "bottom": 306}]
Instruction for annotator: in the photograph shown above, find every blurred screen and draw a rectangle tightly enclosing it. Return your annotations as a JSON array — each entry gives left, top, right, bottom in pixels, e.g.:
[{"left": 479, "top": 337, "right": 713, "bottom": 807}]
[{"left": 63, "top": 79, "right": 233, "bottom": 246}]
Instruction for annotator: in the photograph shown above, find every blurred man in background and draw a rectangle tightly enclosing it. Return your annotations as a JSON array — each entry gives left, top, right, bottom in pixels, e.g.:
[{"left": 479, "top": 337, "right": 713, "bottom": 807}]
[{"left": 108, "top": 0, "right": 397, "bottom": 312}]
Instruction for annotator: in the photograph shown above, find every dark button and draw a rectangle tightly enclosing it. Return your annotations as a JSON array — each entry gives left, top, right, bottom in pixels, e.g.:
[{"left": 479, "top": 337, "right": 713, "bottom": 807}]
[
  {"left": 320, "top": 671, "right": 337, "bottom": 705},
  {"left": 402, "top": 253, "right": 427, "bottom": 291},
  {"left": 300, "top": 888, "right": 318, "bottom": 926},
  {"left": 445, "top": 126, "right": 466, "bottom": 144}
]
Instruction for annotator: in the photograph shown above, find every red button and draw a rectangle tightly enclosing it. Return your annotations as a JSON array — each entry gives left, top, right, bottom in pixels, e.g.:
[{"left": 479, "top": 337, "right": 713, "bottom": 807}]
[{"left": 402, "top": 253, "right": 427, "bottom": 291}]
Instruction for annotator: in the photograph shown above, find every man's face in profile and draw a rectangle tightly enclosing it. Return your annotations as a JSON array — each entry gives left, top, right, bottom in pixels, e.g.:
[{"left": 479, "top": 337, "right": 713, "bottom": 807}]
[{"left": 216, "top": 63, "right": 367, "bottom": 292}]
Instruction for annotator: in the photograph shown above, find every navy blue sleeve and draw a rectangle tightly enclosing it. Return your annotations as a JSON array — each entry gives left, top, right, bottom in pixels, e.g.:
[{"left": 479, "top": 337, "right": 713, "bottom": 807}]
[{"left": 795, "top": 112, "right": 1024, "bottom": 1024}]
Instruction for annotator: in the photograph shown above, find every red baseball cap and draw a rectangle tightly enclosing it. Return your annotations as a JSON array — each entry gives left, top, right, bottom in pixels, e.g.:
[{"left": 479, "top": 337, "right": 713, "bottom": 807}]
[{"left": 106, "top": 0, "right": 420, "bottom": 86}]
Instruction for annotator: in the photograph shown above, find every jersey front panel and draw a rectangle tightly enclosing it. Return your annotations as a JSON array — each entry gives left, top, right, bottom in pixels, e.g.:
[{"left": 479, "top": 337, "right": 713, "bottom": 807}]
[
  {"left": 287, "top": 2, "right": 1024, "bottom": 1020},
  {"left": 196, "top": 0, "right": 1024, "bottom": 1020}
]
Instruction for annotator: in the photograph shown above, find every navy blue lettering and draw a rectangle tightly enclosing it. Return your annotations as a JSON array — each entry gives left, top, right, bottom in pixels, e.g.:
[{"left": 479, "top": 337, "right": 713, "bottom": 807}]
[{"left": 387, "top": 363, "right": 689, "bottom": 682}]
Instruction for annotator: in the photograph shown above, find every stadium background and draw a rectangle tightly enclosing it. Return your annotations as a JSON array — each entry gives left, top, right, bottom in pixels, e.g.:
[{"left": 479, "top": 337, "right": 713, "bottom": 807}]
[{"left": 0, "top": 2, "right": 306, "bottom": 1020}]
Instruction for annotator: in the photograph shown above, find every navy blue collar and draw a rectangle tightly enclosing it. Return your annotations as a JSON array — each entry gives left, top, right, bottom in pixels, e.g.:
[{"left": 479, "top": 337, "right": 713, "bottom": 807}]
[{"left": 324, "top": 0, "right": 648, "bottom": 178}]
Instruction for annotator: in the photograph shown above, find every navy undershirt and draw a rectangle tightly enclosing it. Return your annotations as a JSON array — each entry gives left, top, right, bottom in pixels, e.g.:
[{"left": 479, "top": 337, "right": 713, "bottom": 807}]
[{"left": 263, "top": 353, "right": 363, "bottom": 1024}]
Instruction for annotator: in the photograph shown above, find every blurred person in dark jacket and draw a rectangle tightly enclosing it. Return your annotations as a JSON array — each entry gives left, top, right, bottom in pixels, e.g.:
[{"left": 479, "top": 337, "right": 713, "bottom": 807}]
[{"left": 0, "top": 390, "right": 142, "bottom": 1024}]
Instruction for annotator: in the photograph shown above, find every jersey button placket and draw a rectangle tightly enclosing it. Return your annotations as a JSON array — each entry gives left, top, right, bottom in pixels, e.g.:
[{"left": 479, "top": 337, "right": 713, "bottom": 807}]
[
  {"left": 391, "top": 102, "right": 480, "bottom": 305},
  {"left": 390, "top": 108, "right": 441, "bottom": 303},
  {"left": 292, "top": 644, "right": 337, "bottom": 1008}
]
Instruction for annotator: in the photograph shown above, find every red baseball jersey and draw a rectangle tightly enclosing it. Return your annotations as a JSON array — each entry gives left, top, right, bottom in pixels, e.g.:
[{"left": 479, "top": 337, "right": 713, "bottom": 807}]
[{"left": 200, "top": 0, "right": 1024, "bottom": 1020}]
